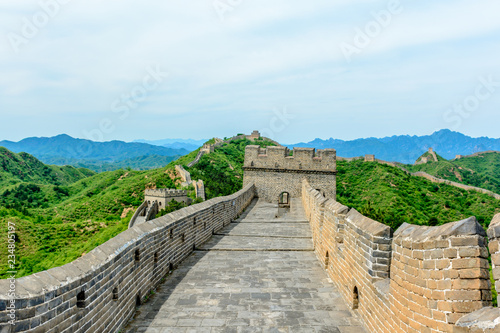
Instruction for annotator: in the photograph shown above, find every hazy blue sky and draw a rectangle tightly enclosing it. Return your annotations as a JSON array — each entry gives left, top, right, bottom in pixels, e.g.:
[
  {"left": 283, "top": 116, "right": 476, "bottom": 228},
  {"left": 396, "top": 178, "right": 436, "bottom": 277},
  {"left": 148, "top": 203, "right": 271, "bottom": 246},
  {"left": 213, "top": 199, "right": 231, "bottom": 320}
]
[{"left": 1, "top": 0, "right": 499, "bottom": 143}]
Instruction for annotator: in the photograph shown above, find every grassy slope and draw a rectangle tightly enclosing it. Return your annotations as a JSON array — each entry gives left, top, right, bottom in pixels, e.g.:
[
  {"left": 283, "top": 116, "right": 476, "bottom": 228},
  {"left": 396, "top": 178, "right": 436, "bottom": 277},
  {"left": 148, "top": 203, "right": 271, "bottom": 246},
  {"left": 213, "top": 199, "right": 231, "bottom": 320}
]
[
  {"left": 406, "top": 152, "right": 500, "bottom": 194},
  {"left": 0, "top": 159, "right": 178, "bottom": 278},
  {"left": 338, "top": 160, "right": 499, "bottom": 231}
]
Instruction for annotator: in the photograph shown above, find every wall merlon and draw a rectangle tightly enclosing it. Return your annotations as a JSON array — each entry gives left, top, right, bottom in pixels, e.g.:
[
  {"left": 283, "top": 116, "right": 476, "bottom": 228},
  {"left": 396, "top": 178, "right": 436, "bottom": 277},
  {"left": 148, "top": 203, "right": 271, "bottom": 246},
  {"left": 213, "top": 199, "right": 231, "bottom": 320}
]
[
  {"left": 455, "top": 307, "right": 500, "bottom": 332},
  {"left": 265, "top": 145, "right": 289, "bottom": 159},
  {"left": 292, "top": 147, "right": 315, "bottom": 160},
  {"left": 325, "top": 200, "right": 349, "bottom": 214},
  {"left": 346, "top": 209, "right": 392, "bottom": 238},
  {"left": 486, "top": 213, "right": 500, "bottom": 239},
  {"left": 394, "top": 217, "right": 486, "bottom": 243}
]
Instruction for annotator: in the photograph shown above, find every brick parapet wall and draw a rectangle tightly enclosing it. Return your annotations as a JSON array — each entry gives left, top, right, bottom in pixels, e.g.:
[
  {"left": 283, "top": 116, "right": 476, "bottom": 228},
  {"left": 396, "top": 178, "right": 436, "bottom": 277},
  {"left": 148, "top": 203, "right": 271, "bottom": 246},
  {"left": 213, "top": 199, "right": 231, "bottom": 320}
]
[
  {"left": 392, "top": 221, "right": 491, "bottom": 332},
  {"left": 451, "top": 214, "right": 500, "bottom": 331},
  {"left": 0, "top": 185, "right": 256, "bottom": 333},
  {"left": 488, "top": 214, "right": 500, "bottom": 296},
  {"left": 302, "top": 179, "right": 497, "bottom": 333}
]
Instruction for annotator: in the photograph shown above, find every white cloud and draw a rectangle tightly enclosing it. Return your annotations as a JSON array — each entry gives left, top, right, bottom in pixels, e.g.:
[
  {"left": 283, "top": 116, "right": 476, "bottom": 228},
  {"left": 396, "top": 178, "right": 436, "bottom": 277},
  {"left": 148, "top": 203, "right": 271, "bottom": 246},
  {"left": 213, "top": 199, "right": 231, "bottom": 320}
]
[{"left": 0, "top": 0, "right": 498, "bottom": 142}]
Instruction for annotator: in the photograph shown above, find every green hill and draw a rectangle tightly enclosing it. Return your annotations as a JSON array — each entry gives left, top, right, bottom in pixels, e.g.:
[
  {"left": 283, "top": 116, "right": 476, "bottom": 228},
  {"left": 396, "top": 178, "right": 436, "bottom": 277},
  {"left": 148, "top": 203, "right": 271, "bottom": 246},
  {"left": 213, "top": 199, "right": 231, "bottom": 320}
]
[
  {"left": 0, "top": 138, "right": 274, "bottom": 278},
  {"left": 0, "top": 165, "right": 179, "bottom": 278},
  {"left": 1, "top": 140, "right": 499, "bottom": 280},
  {"left": 406, "top": 151, "right": 500, "bottom": 194},
  {"left": 338, "top": 160, "right": 499, "bottom": 231},
  {"left": 0, "top": 147, "right": 95, "bottom": 188}
]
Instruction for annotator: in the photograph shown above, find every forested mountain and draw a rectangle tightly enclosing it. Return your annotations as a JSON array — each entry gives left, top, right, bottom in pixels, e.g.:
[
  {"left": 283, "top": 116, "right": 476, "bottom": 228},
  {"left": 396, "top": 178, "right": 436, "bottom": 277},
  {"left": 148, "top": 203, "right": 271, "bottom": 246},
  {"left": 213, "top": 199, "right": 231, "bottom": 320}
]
[
  {"left": 0, "top": 134, "right": 188, "bottom": 171},
  {"left": 0, "top": 147, "right": 95, "bottom": 188}
]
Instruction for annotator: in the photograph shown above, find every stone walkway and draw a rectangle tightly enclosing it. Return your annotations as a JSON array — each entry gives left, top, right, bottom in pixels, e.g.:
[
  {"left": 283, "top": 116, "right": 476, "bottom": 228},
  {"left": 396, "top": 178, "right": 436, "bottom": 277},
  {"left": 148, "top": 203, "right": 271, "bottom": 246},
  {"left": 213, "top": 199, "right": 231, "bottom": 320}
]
[{"left": 123, "top": 199, "right": 366, "bottom": 333}]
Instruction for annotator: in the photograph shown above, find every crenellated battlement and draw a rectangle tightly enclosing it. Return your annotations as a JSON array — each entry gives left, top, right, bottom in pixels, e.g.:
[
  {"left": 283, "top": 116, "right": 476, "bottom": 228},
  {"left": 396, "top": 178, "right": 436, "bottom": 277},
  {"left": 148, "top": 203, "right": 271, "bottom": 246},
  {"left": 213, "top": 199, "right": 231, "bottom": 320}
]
[
  {"left": 302, "top": 179, "right": 500, "bottom": 333},
  {"left": 145, "top": 188, "right": 188, "bottom": 198},
  {"left": 243, "top": 145, "right": 337, "bottom": 202},
  {"left": 243, "top": 145, "right": 336, "bottom": 172}
]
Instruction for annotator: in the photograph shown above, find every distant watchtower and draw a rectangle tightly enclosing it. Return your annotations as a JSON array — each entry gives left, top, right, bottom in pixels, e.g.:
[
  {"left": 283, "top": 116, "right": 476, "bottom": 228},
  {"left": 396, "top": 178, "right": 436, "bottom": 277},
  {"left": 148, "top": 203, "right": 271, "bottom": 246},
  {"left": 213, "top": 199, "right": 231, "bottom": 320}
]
[
  {"left": 243, "top": 146, "right": 337, "bottom": 203},
  {"left": 144, "top": 189, "right": 190, "bottom": 209}
]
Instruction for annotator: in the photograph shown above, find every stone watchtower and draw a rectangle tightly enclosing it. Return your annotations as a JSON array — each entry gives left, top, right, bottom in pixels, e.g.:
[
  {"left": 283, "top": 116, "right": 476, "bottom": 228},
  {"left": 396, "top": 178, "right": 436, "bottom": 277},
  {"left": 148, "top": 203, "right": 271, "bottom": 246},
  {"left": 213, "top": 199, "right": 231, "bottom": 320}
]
[
  {"left": 144, "top": 189, "right": 190, "bottom": 209},
  {"left": 243, "top": 146, "right": 336, "bottom": 203}
]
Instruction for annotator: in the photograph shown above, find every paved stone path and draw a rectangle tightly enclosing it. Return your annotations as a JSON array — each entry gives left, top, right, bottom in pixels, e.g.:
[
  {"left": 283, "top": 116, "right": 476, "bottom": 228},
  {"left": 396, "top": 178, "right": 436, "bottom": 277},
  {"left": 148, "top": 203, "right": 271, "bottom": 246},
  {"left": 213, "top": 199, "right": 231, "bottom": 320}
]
[{"left": 123, "top": 199, "right": 366, "bottom": 333}]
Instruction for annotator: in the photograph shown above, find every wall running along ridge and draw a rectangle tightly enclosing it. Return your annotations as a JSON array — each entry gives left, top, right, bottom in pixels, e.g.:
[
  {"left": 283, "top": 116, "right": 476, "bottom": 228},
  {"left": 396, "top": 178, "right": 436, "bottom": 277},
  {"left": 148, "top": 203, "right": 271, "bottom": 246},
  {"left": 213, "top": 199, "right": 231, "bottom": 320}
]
[
  {"left": 302, "top": 179, "right": 500, "bottom": 333},
  {"left": 410, "top": 172, "right": 500, "bottom": 200},
  {"left": 0, "top": 185, "right": 256, "bottom": 333},
  {"left": 338, "top": 154, "right": 500, "bottom": 200}
]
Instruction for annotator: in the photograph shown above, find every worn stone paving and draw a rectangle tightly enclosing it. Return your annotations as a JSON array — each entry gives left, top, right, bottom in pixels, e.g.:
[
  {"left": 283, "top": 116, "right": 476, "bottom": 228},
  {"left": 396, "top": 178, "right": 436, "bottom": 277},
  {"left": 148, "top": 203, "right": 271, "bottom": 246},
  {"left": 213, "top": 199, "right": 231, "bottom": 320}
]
[
  {"left": 218, "top": 223, "right": 312, "bottom": 238},
  {"left": 123, "top": 199, "right": 366, "bottom": 333}
]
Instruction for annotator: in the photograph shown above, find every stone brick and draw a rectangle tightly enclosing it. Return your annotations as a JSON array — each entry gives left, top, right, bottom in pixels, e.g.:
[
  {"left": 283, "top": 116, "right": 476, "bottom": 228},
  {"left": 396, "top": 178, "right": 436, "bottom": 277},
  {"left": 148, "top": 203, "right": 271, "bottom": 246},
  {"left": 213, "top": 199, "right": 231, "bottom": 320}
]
[
  {"left": 459, "top": 269, "right": 489, "bottom": 280},
  {"left": 492, "top": 253, "right": 500, "bottom": 266},
  {"left": 445, "top": 290, "right": 482, "bottom": 301},
  {"left": 489, "top": 240, "right": 499, "bottom": 254},
  {"left": 452, "top": 258, "right": 488, "bottom": 270},
  {"left": 452, "top": 279, "right": 490, "bottom": 290},
  {"left": 443, "top": 248, "right": 458, "bottom": 259},
  {"left": 452, "top": 301, "right": 485, "bottom": 313},
  {"left": 450, "top": 236, "right": 484, "bottom": 247},
  {"left": 435, "top": 259, "right": 450, "bottom": 270}
]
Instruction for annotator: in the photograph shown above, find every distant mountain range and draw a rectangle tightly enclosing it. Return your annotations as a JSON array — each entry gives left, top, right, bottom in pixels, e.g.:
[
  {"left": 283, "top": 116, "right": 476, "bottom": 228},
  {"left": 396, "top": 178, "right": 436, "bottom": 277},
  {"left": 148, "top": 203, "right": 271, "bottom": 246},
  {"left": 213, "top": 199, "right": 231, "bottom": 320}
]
[
  {"left": 3, "top": 130, "right": 499, "bottom": 170},
  {"left": 287, "top": 129, "right": 500, "bottom": 164},
  {"left": 133, "top": 138, "right": 207, "bottom": 152},
  {"left": 0, "top": 134, "right": 189, "bottom": 172}
]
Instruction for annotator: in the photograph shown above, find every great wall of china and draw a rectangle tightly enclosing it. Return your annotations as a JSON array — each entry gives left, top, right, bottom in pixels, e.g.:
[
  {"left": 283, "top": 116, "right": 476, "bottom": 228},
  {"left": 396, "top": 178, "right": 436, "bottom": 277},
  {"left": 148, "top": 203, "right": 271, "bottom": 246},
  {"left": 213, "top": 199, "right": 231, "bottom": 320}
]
[
  {"left": 1, "top": 137, "right": 500, "bottom": 332},
  {"left": 0, "top": 185, "right": 255, "bottom": 332},
  {"left": 129, "top": 132, "right": 277, "bottom": 229}
]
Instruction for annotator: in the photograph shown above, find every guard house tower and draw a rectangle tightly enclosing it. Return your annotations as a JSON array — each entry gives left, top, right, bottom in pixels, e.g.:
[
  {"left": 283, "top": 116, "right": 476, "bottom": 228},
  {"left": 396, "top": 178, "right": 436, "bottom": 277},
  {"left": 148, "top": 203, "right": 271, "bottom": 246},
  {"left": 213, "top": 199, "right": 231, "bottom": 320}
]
[
  {"left": 144, "top": 189, "right": 190, "bottom": 209},
  {"left": 242, "top": 145, "right": 337, "bottom": 203}
]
